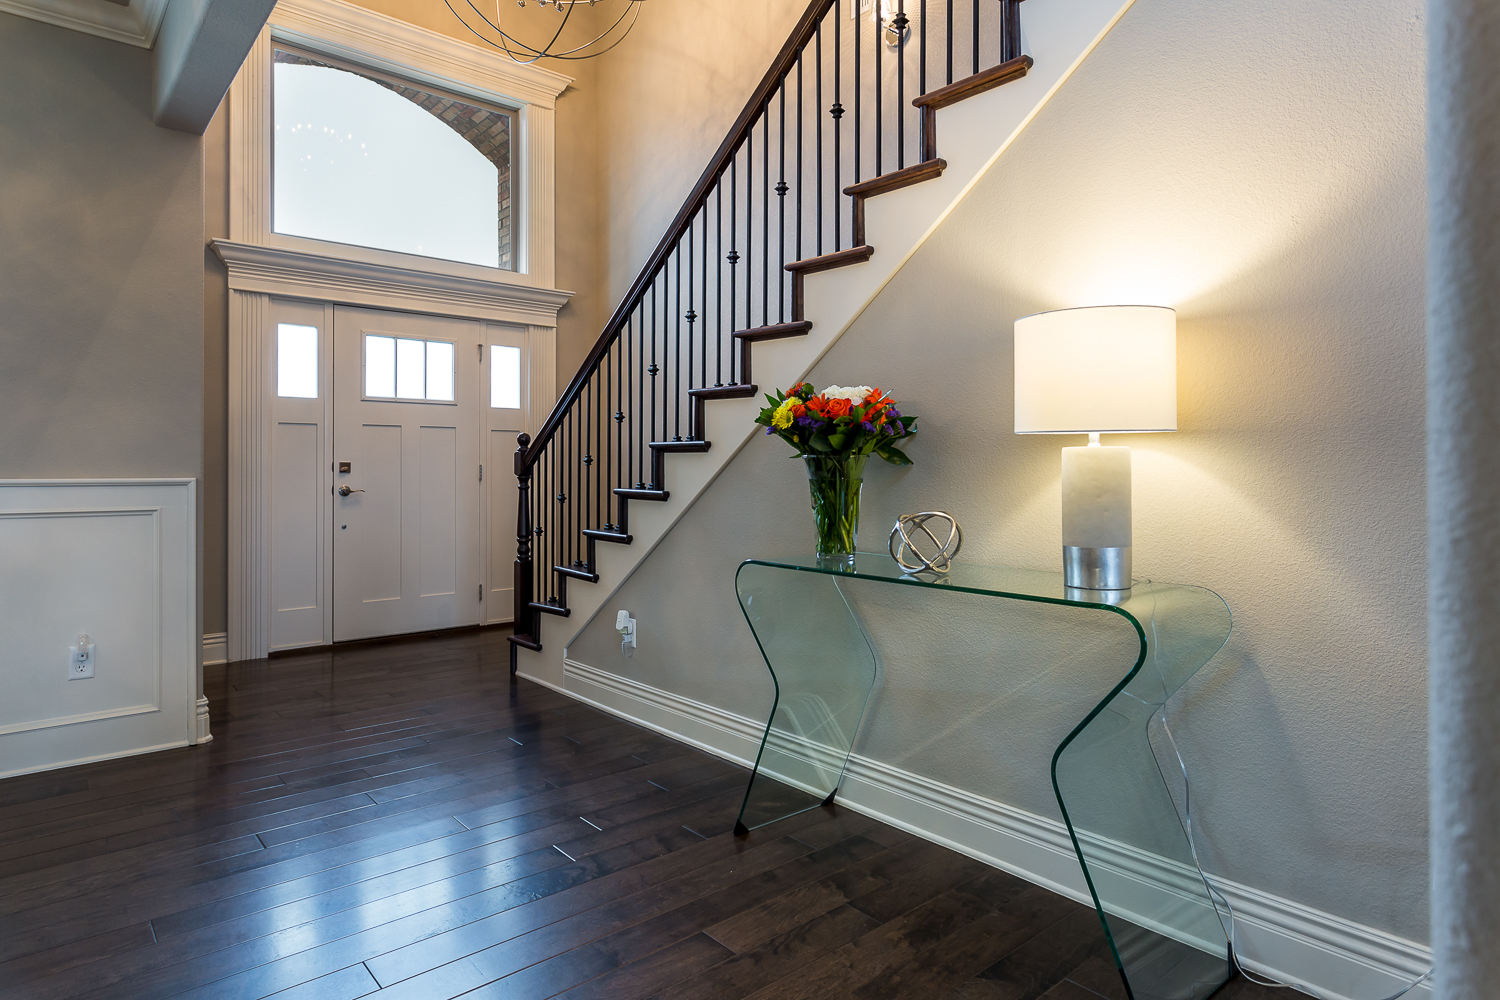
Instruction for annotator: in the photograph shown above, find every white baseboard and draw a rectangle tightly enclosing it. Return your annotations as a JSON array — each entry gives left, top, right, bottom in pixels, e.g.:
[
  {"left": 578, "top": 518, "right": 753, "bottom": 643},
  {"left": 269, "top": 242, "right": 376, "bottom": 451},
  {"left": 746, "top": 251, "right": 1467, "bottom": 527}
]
[
  {"left": 546, "top": 659, "right": 1432, "bottom": 1000},
  {"left": 194, "top": 695, "right": 213, "bottom": 744},
  {"left": 202, "top": 632, "right": 227, "bottom": 666}
]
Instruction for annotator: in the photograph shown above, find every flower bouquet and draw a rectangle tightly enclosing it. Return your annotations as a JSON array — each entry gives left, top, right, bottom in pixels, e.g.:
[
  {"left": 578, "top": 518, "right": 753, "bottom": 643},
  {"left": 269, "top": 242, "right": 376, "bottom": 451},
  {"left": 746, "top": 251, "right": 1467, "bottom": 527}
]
[{"left": 756, "top": 383, "right": 918, "bottom": 562}]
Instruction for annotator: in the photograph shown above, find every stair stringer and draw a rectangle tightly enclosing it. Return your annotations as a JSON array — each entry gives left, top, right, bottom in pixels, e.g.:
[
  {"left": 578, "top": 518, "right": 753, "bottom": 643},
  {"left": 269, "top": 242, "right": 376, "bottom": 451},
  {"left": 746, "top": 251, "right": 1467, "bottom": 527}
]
[{"left": 518, "top": 0, "right": 1140, "bottom": 689}]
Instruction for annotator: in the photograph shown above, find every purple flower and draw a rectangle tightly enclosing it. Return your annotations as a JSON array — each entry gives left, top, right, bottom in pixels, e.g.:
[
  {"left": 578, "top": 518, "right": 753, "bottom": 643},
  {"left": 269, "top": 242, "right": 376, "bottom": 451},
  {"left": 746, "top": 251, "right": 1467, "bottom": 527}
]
[
  {"left": 888, "top": 409, "right": 901, "bottom": 418},
  {"left": 861, "top": 421, "right": 876, "bottom": 432},
  {"left": 764, "top": 426, "right": 774, "bottom": 435}
]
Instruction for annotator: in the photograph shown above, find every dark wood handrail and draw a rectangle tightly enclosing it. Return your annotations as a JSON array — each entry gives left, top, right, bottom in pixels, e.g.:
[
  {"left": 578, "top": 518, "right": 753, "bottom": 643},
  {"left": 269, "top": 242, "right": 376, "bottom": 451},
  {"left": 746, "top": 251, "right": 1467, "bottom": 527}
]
[{"left": 520, "top": 0, "right": 838, "bottom": 470}]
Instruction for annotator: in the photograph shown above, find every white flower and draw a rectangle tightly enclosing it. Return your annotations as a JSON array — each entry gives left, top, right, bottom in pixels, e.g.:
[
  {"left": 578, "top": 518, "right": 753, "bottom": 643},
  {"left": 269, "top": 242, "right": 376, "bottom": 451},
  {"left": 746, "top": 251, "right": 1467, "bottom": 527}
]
[{"left": 821, "top": 384, "right": 872, "bottom": 402}]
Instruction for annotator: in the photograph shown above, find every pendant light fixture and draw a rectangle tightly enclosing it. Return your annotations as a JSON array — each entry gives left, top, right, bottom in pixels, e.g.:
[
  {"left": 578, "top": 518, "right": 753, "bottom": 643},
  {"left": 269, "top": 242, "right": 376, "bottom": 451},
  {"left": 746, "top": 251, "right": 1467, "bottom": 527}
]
[{"left": 445, "top": 0, "right": 647, "bottom": 63}]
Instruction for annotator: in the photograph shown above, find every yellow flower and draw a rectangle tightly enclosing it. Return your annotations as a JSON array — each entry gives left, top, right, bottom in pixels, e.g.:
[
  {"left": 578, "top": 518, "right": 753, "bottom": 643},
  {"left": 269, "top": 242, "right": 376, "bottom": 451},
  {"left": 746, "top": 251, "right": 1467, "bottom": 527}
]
[{"left": 771, "top": 397, "right": 796, "bottom": 429}]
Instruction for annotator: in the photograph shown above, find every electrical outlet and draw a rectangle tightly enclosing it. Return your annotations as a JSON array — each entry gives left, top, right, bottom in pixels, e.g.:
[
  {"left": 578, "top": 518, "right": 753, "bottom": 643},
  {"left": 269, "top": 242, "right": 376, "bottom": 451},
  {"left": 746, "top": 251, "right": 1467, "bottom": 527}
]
[{"left": 68, "top": 635, "right": 96, "bottom": 680}]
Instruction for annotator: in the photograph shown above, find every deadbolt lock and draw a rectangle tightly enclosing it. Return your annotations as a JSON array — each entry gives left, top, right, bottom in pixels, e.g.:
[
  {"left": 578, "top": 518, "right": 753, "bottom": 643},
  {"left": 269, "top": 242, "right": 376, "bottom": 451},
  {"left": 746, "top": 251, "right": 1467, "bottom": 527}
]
[{"left": 338, "top": 462, "right": 352, "bottom": 473}]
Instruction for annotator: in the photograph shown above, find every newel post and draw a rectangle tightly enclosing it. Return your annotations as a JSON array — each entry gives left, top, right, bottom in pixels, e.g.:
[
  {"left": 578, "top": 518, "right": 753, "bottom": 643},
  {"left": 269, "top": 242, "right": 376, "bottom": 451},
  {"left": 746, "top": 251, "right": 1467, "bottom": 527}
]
[{"left": 512, "top": 432, "right": 534, "bottom": 675}]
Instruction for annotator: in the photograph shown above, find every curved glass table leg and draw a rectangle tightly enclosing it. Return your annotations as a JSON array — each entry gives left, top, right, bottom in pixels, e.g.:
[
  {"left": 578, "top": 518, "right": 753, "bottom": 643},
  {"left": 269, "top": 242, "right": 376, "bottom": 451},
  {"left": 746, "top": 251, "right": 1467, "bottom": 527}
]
[
  {"left": 733, "top": 555, "right": 1233, "bottom": 1000},
  {"left": 733, "top": 561, "right": 880, "bottom": 834},
  {"left": 1052, "top": 582, "right": 1234, "bottom": 1000}
]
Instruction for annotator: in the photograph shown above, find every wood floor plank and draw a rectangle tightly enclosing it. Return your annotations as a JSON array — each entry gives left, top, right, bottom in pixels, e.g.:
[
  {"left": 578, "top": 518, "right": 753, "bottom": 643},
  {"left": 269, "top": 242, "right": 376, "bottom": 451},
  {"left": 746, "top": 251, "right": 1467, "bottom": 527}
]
[{"left": 0, "top": 628, "right": 1110, "bottom": 1000}]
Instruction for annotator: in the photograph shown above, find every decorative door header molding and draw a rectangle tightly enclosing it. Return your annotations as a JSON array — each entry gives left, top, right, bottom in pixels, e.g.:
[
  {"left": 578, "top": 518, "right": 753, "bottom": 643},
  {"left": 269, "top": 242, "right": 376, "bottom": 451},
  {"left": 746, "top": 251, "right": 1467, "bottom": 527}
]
[{"left": 214, "top": 239, "right": 573, "bottom": 327}]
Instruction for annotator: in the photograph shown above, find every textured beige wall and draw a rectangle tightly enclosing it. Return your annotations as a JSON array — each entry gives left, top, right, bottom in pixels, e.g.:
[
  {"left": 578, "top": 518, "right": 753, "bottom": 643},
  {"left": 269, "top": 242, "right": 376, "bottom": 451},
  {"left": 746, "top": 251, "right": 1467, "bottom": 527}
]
[
  {"left": 0, "top": 14, "right": 204, "bottom": 484},
  {"left": 571, "top": 0, "right": 1429, "bottom": 942},
  {"left": 592, "top": 0, "right": 808, "bottom": 302}
]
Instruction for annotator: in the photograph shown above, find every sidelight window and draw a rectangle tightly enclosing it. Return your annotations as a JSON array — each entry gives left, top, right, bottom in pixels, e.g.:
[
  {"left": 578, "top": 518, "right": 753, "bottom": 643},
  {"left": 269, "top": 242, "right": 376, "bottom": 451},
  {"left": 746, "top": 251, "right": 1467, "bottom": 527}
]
[
  {"left": 490, "top": 345, "right": 521, "bottom": 409},
  {"left": 276, "top": 323, "right": 319, "bottom": 398}
]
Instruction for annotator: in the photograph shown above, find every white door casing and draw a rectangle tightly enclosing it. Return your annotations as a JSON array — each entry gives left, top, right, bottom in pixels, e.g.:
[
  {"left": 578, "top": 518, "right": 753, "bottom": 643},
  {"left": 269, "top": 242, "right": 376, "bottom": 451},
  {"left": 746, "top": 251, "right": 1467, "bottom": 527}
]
[
  {"left": 221, "top": 0, "right": 571, "bottom": 660},
  {"left": 332, "top": 307, "right": 482, "bottom": 641}
]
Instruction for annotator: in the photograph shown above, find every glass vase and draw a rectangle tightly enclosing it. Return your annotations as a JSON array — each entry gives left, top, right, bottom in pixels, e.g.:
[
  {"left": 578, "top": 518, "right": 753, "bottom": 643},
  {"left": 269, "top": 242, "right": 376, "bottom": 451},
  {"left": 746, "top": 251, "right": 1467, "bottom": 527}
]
[{"left": 804, "top": 454, "right": 868, "bottom": 565}]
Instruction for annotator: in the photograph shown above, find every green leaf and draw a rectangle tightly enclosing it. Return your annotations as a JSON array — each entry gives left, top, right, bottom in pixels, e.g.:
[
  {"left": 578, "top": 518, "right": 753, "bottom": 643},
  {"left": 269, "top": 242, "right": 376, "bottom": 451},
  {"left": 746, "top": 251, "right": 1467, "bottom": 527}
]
[
  {"left": 827, "top": 432, "right": 846, "bottom": 449},
  {"left": 810, "top": 433, "right": 834, "bottom": 453}
]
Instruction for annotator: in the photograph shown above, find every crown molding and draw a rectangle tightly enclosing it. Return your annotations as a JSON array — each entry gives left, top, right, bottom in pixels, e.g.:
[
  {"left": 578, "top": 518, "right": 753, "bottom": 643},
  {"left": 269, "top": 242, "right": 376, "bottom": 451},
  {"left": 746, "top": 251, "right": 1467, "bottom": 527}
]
[
  {"left": 268, "top": 0, "right": 573, "bottom": 110},
  {"left": 213, "top": 239, "right": 573, "bottom": 327},
  {"left": 0, "top": 0, "right": 167, "bottom": 47}
]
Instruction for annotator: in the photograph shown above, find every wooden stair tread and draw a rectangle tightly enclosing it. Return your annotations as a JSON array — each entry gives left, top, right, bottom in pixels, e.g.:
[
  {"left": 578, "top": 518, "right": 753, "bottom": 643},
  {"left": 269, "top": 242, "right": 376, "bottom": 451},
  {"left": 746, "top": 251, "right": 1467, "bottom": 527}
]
[
  {"left": 785, "top": 245, "right": 874, "bottom": 275},
  {"left": 913, "top": 54, "right": 1032, "bottom": 112},
  {"left": 844, "top": 158, "right": 947, "bottom": 198},
  {"left": 733, "top": 321, "right": 813, "bottom": 342},
  {"left": 554, "top": 564, "right": 599, "bottom": 582},
  {"left": 582, "top": 528, "right": 633, "bottom": 544},
  {"left": 689, "top": 383, "right": 759, "bottom": 399},
  {"left": 614, "top": 487, "right": 670, "bottom": 501},
  {"left": 649, "top": 440, "right": 711, "bottom": 453}
]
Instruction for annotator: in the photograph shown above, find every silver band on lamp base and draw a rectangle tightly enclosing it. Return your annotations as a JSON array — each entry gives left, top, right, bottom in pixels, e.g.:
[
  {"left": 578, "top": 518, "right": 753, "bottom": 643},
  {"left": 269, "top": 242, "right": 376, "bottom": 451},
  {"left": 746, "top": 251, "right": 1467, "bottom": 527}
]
[{"left": 1063, "top": 545, "right": 1132, "bottom": 590}]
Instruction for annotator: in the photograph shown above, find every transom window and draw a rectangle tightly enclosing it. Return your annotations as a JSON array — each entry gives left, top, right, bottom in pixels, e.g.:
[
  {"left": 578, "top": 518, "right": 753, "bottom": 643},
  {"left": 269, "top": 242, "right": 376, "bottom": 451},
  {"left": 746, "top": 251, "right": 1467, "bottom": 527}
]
[
  {"left": 365, "top": 335, "right": 456, "bottom": 402},
  {"left": 272, "top": 47, "right": 514, "bottom": 270}
]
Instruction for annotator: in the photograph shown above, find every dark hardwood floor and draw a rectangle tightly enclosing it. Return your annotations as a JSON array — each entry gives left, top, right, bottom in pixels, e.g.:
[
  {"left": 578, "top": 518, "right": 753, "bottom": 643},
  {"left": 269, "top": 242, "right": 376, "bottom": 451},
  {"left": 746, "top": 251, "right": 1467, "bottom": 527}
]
[{"left": 0, "top": 628, "right": 1281, "bottom": 1000}]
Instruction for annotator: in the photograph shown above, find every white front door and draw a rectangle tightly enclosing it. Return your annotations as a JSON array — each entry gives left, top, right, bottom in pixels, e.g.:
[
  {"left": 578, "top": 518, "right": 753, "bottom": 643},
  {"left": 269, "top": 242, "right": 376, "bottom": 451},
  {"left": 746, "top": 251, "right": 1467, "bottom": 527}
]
[{"left": 332, "top": 306, "right": 483, "bottom": 641}]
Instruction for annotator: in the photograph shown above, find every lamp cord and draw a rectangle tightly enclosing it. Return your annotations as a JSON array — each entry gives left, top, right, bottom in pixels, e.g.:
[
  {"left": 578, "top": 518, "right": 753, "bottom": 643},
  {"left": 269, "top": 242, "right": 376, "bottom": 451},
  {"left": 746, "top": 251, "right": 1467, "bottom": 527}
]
[{"left": 1141, "top": 603, "right": 1433, "bottom": 1000}]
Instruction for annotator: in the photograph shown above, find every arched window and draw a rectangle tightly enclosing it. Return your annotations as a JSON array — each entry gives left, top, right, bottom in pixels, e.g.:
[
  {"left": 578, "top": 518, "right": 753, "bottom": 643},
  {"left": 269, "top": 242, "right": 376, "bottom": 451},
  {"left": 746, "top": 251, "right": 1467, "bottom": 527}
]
[{"left": 272, "top": 49, "right": 514, "bottom": 270}]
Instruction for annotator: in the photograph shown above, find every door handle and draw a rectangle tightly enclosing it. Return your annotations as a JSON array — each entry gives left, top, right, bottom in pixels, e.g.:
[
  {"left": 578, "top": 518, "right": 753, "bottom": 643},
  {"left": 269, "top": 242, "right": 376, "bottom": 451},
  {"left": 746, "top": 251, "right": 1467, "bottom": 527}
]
[{"left": 338, "top": 486, "right": 365, "bottom": 497}]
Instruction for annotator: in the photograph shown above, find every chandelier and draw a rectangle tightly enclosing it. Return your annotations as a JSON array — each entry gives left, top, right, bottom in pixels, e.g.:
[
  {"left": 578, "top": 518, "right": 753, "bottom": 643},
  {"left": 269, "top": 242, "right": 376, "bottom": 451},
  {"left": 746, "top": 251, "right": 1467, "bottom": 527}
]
[{"left": 444, "top": 0, "right": 647, "bottom": 63}]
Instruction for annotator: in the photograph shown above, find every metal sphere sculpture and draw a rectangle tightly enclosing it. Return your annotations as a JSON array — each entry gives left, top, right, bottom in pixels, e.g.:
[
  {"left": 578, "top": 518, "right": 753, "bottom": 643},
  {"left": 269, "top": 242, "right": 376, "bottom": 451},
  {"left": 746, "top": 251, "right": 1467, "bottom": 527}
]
[{"left": 888, "top": 511, "right": 963, "bottom": 574}]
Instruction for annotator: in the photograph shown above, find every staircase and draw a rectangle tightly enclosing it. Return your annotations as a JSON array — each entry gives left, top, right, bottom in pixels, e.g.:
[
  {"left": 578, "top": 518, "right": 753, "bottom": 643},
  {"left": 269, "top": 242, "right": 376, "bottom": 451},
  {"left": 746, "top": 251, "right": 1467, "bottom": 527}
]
[{"left": 511, "top": 0, "right": 1137, "bottom": 681}]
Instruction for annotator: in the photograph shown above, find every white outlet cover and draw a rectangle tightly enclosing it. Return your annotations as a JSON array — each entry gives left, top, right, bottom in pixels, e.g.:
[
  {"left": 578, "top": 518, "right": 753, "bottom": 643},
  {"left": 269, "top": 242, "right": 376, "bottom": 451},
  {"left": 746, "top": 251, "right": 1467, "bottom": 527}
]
[{"left": 68, "top": 643, "right": 96, "bottom": 680}]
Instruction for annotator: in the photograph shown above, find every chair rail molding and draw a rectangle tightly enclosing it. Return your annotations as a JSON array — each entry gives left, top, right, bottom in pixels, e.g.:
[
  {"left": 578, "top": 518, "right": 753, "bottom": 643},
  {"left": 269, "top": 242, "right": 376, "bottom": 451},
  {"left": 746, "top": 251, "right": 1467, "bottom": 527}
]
[
  {"left": 222, "top": 0, "right": 569, "bottom": 661},
  {"left": 0, "top": 0, "right": 167, "bottom": 47}
]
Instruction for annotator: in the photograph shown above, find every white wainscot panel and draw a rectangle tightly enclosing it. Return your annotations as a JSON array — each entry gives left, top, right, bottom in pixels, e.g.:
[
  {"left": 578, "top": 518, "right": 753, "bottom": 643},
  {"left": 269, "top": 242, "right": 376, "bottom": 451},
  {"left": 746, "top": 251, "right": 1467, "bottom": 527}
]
[{"left": 0, "top": 480, "right": 197, "bottom": 778}]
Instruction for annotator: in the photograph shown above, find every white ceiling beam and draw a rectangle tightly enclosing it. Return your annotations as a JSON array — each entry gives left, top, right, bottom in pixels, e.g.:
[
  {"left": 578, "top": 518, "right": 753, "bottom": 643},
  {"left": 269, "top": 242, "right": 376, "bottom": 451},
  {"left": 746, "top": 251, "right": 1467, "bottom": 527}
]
[{"left": 153, "top": 0, "right": 276, "bottom": 133}]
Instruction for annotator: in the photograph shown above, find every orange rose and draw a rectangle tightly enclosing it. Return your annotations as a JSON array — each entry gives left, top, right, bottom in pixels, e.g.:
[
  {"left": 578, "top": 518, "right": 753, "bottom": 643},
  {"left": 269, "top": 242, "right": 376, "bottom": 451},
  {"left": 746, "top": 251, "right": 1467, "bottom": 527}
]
[
  {"left": 791, "top": 403, "right": 806, "bottom": 418},
  {"left": 825, "top": 398, "right": 853, "bottom": 418}
]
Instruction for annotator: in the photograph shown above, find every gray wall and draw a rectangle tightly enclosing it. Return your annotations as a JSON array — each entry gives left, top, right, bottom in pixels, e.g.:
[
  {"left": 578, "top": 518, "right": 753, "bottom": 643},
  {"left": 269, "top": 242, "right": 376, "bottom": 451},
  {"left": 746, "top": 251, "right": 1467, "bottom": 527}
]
[
  {"left": 0, "top": 14, "right": 204, "bottom": 486},
  {"left": 570, "top": 0, "right": 1428, "bottom": 941}
]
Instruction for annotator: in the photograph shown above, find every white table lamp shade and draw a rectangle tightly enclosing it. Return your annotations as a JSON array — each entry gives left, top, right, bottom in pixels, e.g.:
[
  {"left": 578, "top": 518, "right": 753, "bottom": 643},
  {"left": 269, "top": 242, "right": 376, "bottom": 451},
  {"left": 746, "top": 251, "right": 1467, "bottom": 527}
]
[{"left": 1014, "top": 305, "right": 1177, "bottom": 434}]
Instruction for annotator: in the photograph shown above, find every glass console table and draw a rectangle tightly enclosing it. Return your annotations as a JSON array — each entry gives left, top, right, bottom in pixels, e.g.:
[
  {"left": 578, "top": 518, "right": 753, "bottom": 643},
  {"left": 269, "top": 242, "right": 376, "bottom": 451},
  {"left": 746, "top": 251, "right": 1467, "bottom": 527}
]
[{"left": 734, "top": 553, "right": 1234, "bottom": 1000}]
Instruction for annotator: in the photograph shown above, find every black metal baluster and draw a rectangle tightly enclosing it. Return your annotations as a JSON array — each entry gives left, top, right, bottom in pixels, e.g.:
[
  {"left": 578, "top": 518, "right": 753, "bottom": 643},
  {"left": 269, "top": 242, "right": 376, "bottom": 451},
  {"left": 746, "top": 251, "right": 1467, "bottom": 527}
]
[
  {"left": 946, "top": 0, "right": 953, "bottom": 84},
  {"left": 1002, "top": 0, "right": 1019, "bottom": 62},
  {"left": 815, "top": 22, "right": 823, "bottom": 255},
  {"left": 761, "top": 112, "right": 769, "bottom": 326},
  {"left": 972, "top": 0, "right": 979, "bottom": 74},
  {"left": 648, "top": 286, "right": 657, "bottom": 482},
  {"left": 920, "top": 0, "right": 927, "bottom": 97},
  {"left": 875, "top": 0, "right": 883, "bottom": 177},
  {"left": 686, "top": 224, "right": 696, "bottom": 438},
  {"left": 729, "top": 157, "right": 738, "bottom": 372},
  {"left": 605, "top": 342, "right": 613, "bottom": 530},
  {"left": 833, "top": 7, "right": 842, "bottom": 250},
  {"left": 715, "top": 184, "right": 723, "bottom": 385},
  {"left": 778, "top": 81, "right": 788, "bottom": 323},
  {"left": 897, "top": 0, "right": 907, "bottom": 168},
  {"left": 796, "top": 53, "right": 804, "bottom": 265},
  {"left": 674, "top": 250, "right": 682, "bottom": 440},
  {"left": 749, "top": 142, "right": 757, "bottom": 349},
  {"left": 701, "top": 210, "right": 710, "bottom": 389}
]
